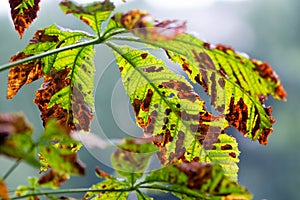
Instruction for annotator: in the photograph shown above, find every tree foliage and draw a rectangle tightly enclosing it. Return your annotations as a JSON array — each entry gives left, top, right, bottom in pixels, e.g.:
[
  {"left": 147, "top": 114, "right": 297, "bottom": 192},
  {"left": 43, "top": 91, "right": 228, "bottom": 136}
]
[{"left": 0, "top": 0, "right": 286, "bottom": 199}]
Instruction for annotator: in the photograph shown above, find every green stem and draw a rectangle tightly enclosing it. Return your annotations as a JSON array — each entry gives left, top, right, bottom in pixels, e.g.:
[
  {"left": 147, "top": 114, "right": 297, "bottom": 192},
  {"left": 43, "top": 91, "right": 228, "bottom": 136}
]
[
  {"left": 10, "top": 188, "right": 134, "bottom": 199},
  {"left": 0, "top": 37, "right": 100, "bottom": 73},
  {"left": 2, "top": 159, "right": 22, "bottom": 181},
  {"left": 139, "top": 185, "right": 208, "bottom": 199}
]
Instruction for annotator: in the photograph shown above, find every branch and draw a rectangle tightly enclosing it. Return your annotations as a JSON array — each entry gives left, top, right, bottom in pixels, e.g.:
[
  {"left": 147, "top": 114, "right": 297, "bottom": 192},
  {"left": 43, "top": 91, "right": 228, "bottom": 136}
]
[
  {"left": 10, "top": 187, "right": 134, "bottom": 199},
  {"left": 0, "top": 37, "right": 100, "bottom": 73}
]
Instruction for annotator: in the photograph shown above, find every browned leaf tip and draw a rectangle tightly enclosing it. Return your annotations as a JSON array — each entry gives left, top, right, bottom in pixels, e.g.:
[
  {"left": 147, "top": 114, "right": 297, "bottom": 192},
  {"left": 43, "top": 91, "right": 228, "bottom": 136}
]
[
  {"left": 38, "top": 169, "right": 69, "bottom": 187},
  {"left": 7, "top": 52, "right": 43, "bottom": 99},
  {"left": 9, "top": 0, "right": 41, "bottom": 38},
  {"left": 225, "top": 97, "right": 273, "bottom": 145},
  {"left": 34, "top": 69, "right": 73, "bottom": 129},
  {"left": 34, "top": 69, "right": 93, "bottom": 131},
  {"left": 95, "top": 166, "right": 111, "bottom": 178},
  {"left": 0, "top": 179, "right": 9, "bottom": 200}
]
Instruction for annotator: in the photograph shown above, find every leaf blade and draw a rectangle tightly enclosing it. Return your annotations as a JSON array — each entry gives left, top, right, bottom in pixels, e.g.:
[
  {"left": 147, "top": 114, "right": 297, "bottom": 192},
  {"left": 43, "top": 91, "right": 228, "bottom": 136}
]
[
  {"left": 109, "top": 45, "right": 233, "bottom": 169},
  {"left": 9, "top": 0, "right": 41, "bottom": 38},
  {"left": 143, "top": 162, "right": 252, "bottom": 200},
  {"left": 111, "top": 138, "right": 158, "bottom": 184},
  {"left": 116, "top": 34, "right": 287, "bottom": 144},
  {"left": 60, "top": 0, "right": 115, "bottom": 35}
]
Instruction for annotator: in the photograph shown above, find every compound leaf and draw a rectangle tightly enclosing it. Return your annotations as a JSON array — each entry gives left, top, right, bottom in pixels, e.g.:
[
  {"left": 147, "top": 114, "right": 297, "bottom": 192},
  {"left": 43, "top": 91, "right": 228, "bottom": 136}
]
[
  {"left": 120, "top": 34, "right": 286, "bottom": 145},
  {"left": 60, "top": 0, "right": 115, "bottom": 35},
  {"left": 0, "top": 113, "right": 39, "bottom": 167},
  {"left": 34, "top": 44, "right": 95, "bottom": 131},
  {"left": 7, "top": 24, "right": 95, "bottom": 131},
  {"left": 143, "top": 162, "right": 252, "bottom": 200},
  {"left": 111, "top": 138, "right": 158, "bottom": 184},
  {"left": 9, "top": 0, "right": 41, "bottom": 38}
]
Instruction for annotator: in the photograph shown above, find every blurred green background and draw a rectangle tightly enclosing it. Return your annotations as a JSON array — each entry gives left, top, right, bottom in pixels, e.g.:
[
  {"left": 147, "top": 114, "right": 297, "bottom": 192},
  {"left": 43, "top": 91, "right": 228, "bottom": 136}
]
[{"left": 0, "top": 0, "right": 299, "bottom": 199}]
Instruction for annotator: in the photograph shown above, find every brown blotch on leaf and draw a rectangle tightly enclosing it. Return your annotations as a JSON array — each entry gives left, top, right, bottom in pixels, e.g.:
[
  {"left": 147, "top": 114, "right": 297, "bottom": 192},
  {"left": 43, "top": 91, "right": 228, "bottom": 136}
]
[
  {"left": 182, "top": 61, "right": 192, "bottom": 74},
  {"left": 252, "top": 60, "right": 278, "bottom": 82},
  {"left": 215, "top": 44, "right": 234, "bottom": 54},
  {"left": 9, "top": 0, "right": 41, "bottom": 38},
  {"left": 143, "top": 110, "right": 158, "bottom": 135},
  {"left": 176, "top": 162, "right": 213, "bottom": 189},
  {"left": 38, "top": 169, "right": 69, "bottom": 187},
  {"left": 61, "top": 153, "right": 86, "bottom": 175},
  {"left": 152, "top": 129, "right": 173, "bottom": 147},
  {"left": 142, "top": 89, "right": 153, "bottom": 111},
  {"left": 30, "top": 29, "right": 59, "bottom": 44},
  {"left": 143, "top": 66, "right": 164, "bottom": 73},
  {"left": 34, "top": 69, "right": 93, "bottom": 131},
  {"left": 174, "top": 131, "right": 186, "bottom": 161},
  {"left": 226, "top": 97, "right": 248, "bottom": 135},
  {"left": 275, "top": 85, "right": 287, "bottom": 101},
  {"left": 210, "top": 72, "right": 217, "bottom": 107},
  {"left": 192, "top": 50, "right": 215, "bottom": 70},
  {"left": 7, "top": 52, "right": 43, "bottom": 99},
  {"left": 72, "top": 87, "right": 94, "bottom": 131},
  {"left": 221, "top": 144, "right": 233, "bottom": 150},
  {"left": 258, "top": 128, "right": 273, "bottom": 145},
  {"left": 132, "top": 99, "right": 142, "bottom": 115}
]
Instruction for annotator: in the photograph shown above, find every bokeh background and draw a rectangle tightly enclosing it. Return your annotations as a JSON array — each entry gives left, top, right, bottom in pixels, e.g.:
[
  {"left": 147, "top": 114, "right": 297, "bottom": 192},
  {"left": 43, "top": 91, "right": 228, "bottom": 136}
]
[{"left": 0, "top": 0, "right": 299, "bottom": 199}]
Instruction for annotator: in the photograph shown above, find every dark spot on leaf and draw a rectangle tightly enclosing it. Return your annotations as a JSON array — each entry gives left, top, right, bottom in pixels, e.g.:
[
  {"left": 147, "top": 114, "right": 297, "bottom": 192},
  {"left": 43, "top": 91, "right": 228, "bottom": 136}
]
[
  {"left": 165, "top": 108, "right": 172, "bottom": 116},
  {"left": 132, "top": 99, "right": 142, "bottom": 115},
  {"left": 221, "top": 144, "right": 232, "bottom": 150},
  {"left": 143, "top": 66, "right": 164, "bottom": 73},
  {"left": 229, "top": 152, "right": 237, "bottom": 158},
  {"left": 141, "top": 53, "right": 148, "bottom": 59},
  {"left": 226, "top": 97, "right": 249, "bottom": 137},
  {"left": 163, "top": 117, "right": 169, "bottom": 124},
  {"left": 141, "top": 89, "right": 153, "bottom": 111},
  {"left": 192, "top": 50, "right": 215, "bottom": 70}
]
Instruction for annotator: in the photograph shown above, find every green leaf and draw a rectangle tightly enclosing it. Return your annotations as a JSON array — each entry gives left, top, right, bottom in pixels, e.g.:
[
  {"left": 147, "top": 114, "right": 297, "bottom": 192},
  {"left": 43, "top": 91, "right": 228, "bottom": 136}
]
[
  {"left": 0, "top": 113, "right": 39, "bottom": 167},
  {"left": 109, "top": 45, "right": 228, "bottom": 166},
  {"left": 111, "top": 138, "right": 158, "bottom": 184},
  {"left": 15, "top": 177, "right": 41, "bottom": 198},
  {"left": 9, "top": 0, "right": 41, "bottom": 38},
  {"left": 207, "top": 134, "right": 240, "bottom": 181},
  {"left": 7, "top": 24, "right": 95, "bottom": 131},
  {"left": 38, "top": 120, "right": 85, "bottom": 176},
  {"left": 60, "top": 0, "right": 115, "bottom": 35},
  {"left": 143, "top": 162, "right": 252, "bottom": 200},
  {"left": 85, "top": 178, "right": 130, "bottom": 199},
  {"left": 119, "top": 34, "right": 286, "bottom": 145}
]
